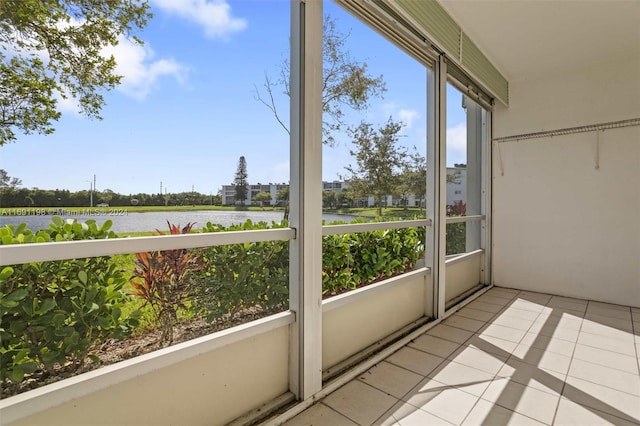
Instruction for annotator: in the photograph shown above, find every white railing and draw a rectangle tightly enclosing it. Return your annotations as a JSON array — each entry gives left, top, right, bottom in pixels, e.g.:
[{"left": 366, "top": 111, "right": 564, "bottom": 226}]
[
  {"left": 445, "top": 214, "right": 484, "bottom": 224},
  {"left": 0, "top": 228, "right": 296, "bottom": 265},
  {"left": 322, "top": 219, "right": 431, "bottom": 236},
  {"left": 0, "top": 219, "right": 433, "bottom": 265}
]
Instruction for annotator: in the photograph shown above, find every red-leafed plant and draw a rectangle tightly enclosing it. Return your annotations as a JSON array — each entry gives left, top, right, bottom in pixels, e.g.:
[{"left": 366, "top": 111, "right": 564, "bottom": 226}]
[
  {"left": 130, "top": 222, "right": 202, "bottom": 346},
  {"left": 447, "top": 200, "right": 467, "bottom": 216}
]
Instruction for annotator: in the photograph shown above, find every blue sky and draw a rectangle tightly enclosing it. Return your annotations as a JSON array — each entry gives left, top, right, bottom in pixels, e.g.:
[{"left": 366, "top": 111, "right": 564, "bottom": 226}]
[{"left": 1, "top": 0, "right": 467, "bottom": 196}]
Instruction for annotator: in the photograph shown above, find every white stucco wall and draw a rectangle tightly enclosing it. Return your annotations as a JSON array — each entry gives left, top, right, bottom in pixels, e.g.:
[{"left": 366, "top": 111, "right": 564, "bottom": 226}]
[{"left": 492, "top": 56, "right": 640, "bottom": 307}]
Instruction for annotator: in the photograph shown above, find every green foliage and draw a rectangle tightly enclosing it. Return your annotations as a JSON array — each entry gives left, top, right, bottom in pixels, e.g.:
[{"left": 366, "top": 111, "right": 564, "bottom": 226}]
[
  {"left": 195, "top": 219, "right": 426, "bottom": 318},
  {"left": 195, "top": 220, "right": 290, "bottom": 321},
  {"left": 0, "top": 218, "right": 140, "bottom": 383},
  {"left": 322, "top": 220, "right": 425, "bottom": 295},
  {"left": 255, "top": 15, "right": 386, "bottom": 145},
  {"left": 398, "top": 148, "right": 426, "bottom": 208},
  {"left": 446, "top": 222, "right": 466, "bottom": 255},
  {"left": 0, "top": 0, "right": 151, "bottom": 145},
  {"left": 0, "top": 215, "right": 428, "bottom": 386},
  {"left": 446, "top": 201, "right": 467, "bottom": 255},
  {"left": 233, "top": 156, "right": 248, "bottom": 206},
  {"left": 253, "top": 191, "right": 271, "bottom": 208},
  {"left": 344, "top": 117, "right": 407, "bottom": 217}
]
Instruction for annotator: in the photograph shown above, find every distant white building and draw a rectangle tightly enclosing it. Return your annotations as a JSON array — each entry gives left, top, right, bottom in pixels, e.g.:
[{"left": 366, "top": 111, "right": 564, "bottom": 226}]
[
  {"left": 221, "top": 183, "right": 288, "bottom": 206},
  {"left": 221, "top": 171, "right": 466, "bottom": 208},
  {"left": 446, "top": 165, "right": 467, "bottom": 207}
]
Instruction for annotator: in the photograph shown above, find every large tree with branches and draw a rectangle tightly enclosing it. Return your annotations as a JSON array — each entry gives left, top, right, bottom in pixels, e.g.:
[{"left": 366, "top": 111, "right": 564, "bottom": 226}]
[
  {"left": 254, "top": 15, "right": 386, "bottom": 146},
  {"left": 0, "top": 0, "right": 151, "bottom": 145},
  {"left": 343, "top": 118, "right": 407, "bottom": 217}
]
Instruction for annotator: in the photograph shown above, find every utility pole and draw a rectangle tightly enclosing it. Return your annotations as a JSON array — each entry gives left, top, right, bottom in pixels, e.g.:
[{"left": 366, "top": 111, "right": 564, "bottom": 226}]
[{"left": 89, "top": 174, "right": 96, "bottom": 207}]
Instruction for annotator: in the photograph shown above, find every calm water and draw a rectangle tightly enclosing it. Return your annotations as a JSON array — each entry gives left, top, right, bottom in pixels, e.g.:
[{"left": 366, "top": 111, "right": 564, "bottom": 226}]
[{"left": 0, "top": 210, "right": 356, "bottom": 233}]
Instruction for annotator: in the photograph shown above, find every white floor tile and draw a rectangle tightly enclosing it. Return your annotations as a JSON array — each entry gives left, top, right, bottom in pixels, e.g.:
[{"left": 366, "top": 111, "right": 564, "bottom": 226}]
[
  {"left": 563, "top": 375, "right": 640, "bottom": 420},
  {"left": 496, "top": 306, "right": 541, "bottom": 321},
  {"left": 497, "top": 357, "right": 567, "bottom": 394},
  {"left": 487, "top": 288, "right": 519, "bottom": 298},
  {"left": 426, "top": 324, "right": 474, "bottom": 344},
  {"left": 386, "top": 347, "right": 446, "bottom": 376},
  {"left": 284, "top": 291, "right": 640, "bottom": 426},
  {"left": 517, "top": 333, "right": 577, "bottom": 357},
  {"left": 545, "top": 306, "right": 587, "bottom": 319},
  {"left": 358, "top": 361, "right": 424, "bottom": 399},
  {"left": 285, "top": 403, "right": 358, "bottom": 426},
  {"left": 568, "top": 358, "right": 640, "bottom": 396},
  {"left": 478, "top": 323, "right": 527, "bottom": 343},
  {"left": 447, "top": 345, "right": 508, "bottom": 375},
  {"left": 408, "top": 334, "right": 461, "bottom": 359},
  {"left": 509, "top": 298, "right": 547, "bottom": 313},
  {"left": 573, "top": 343, "right": 640, "bottom": 374},
  {"left": 586, "top": 303, "right": 632, "bottom": 321},
  {"left": 515, "top": 291, "right": 553, "bottom": 306},
  {"left": 577, "top": 331, "right": 636, "bottom": 356},
  {"left": 514, "top": 344, "right": 572, "bottom": 375},
  {"left": 582, "top": 314, "right": 634, "bottom": 336},
  {"left": 528, "top": 322, "right": 580, "bottom": 342},
  {"left": 375, "top": 400, "right": 454, "bottom": 426},
  {"left": 547, "top": 297, "right": 588, "bottom": 313},
  {"left": 554, "top": 397, "right": 640, "bottom": 426},
  {"left": 489, "top": 314, "right": 535, "bottom": 331},
  {"left": 457, "top": 307, "right": 496, "bottom": 322},
  {"left": 477, "top": 294, "right": 512, "bottom": 307},
  {"left": 323, "top": 380, "right": 399, "bottom": 426},
  {"left": 533, "top": 311, "right": 583, "bottom": 330},
  {"left": 443, "top": 315, "right": 487, "bottom": 333},
  {"left": 427, "top": 361, "right": 495, "bottom": 397},
  {"left": 401, "top": 378, "right": 479, "bottom": 425},
  {"left": 466, "top": 300, "right": 504, "bottom": 314},
  {"left": 464, "top": 334, "right": 519, "bottom": 357},
  {"left": 462, "top": 398, "right": 545, "bottom": 425},
  {"left": 481, "top": 377, "right": 561, "bottom": 425}
]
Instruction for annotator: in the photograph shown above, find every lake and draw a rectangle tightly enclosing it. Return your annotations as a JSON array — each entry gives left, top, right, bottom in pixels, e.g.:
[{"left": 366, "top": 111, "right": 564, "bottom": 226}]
[{"left": 0, "top": 210, "right": 357, "bottom": 233}]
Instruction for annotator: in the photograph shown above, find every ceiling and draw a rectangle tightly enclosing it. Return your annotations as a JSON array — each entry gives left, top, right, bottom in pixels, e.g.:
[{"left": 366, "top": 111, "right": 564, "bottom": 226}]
[{"left": 438, "top": 0, "right": 640, "bottom": 82}]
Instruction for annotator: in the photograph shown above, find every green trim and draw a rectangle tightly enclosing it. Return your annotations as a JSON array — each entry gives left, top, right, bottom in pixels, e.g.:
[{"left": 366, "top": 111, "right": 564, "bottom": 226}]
[
  {"left": 396, "top": 0, "right": 460, "bottom": 59},
  {"left": 395, "top": 0, "right": 509, "bottom": 105},
  {"left": 461, "top": 32, "right": 509, "bottom": 105}
]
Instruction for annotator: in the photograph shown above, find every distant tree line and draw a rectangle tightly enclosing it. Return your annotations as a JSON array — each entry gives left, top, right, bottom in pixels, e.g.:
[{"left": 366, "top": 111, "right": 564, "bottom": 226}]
[{"left": 0, "top": 187, "right": 222, "bottom": 208}]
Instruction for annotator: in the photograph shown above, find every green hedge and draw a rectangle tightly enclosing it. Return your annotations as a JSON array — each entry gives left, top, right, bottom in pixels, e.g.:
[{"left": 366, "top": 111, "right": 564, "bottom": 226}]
[
  {"left": 1, "top": 217, "right": 427, "bottom": 384},
  {"left": 0, "top": 219, "right": 140, "bottom": 383}
]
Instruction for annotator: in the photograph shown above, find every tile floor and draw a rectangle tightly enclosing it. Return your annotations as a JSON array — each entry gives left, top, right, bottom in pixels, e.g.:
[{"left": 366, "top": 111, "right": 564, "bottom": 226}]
[{"left": 284, "top": 288, "right": 640, "bottom": 425}]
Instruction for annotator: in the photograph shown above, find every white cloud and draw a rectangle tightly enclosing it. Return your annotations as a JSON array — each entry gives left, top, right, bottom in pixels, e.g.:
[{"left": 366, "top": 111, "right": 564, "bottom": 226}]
[
  {"left": 446, "top": 122, "right": 467, "bottom": 164},
  {"left": 103, "top": 37, "right": 187, "bottom": 100},
  {"left": 397, "top": 109, "right": 419, "bottom": 129},
  {"left": 54, "top": 91, "right": 81, "bottom": 114},
  {"left": 152, "top": 0, "right": 247, "bottom": 39}
]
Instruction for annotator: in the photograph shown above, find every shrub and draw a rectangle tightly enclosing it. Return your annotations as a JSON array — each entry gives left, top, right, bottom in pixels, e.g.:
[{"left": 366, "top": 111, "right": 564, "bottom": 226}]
[
  {"left": 195, "top": 220, "right": 289, "bottom": 321},
  {"left": 130, "top": 222, "right": 202, "bottom": 346},
  {"left": 323, "top": 220, "right": 425, "bottom": 295},
  {"left": 0, "top": 218, "right": 140, "bottom": 383}
]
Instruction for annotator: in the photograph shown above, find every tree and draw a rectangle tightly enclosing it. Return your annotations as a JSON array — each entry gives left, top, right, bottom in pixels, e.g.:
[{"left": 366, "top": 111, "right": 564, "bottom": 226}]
[
  {"left": 343, "top": 118, "right": 407, "bottom": 217},
  {"left": 322, "top": 190, "right": 336, "bottom": 209},
  {"left": 0, "top": 169, "right": 22, "bottom": 189},
  {"left": 336, "top": 190, "right": 353, "bottom": 208},
  {"left": 399, "top": 148, "right": 426, "bottom": 209},
  {"left": 253, "top": 191, "right": 271, "bottom": 209},
  {"left": 0, "top": 0, "right": 151, "bottom": 145},
  {"left": 276, "top": 186, "right": 290, "bottom": 219},
  {"left": 233, "top": 156, "right": 248, "bottom": 206},
  {"left": 254, "top": 15, "right": 386, "bottom": 146}
]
